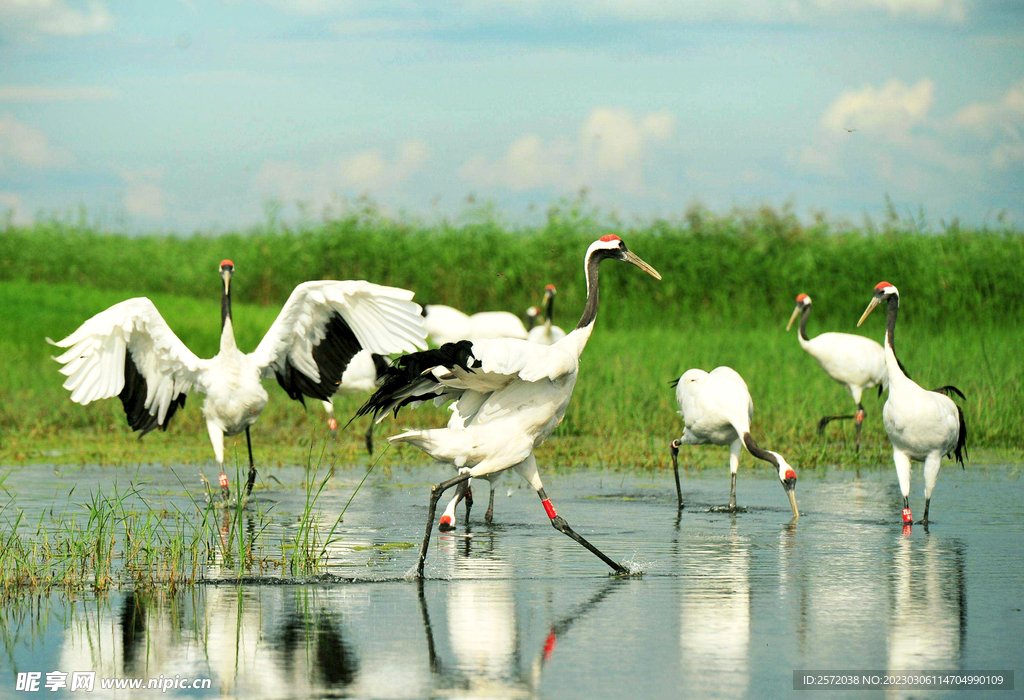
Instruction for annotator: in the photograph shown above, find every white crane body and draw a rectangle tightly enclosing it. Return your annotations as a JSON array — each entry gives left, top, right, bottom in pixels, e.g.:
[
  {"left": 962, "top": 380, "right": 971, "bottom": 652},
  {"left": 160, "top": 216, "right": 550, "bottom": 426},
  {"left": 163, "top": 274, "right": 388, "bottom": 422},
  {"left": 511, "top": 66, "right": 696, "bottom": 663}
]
[
  {"left": 857, "top": 282, "right": 967, "bottom": 524},
  {"left": 670, "top": 366, "right": 798, "bottom": 515},
  {"left": 53, "top": 263, "right": 426, "bottom": 498},
  {"left": 788, "top": 293, "right": 887, "bottom": 450},
  {"left": 358, "top": 235, "right": 662, "bottom": 576}
]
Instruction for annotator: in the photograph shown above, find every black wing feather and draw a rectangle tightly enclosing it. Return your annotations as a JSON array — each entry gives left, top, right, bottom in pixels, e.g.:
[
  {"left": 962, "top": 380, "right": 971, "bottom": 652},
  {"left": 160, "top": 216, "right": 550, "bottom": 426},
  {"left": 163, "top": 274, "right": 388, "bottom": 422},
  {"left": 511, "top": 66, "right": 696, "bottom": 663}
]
[
  {"left": 119, "top": 351, "right": 187, "bottom": 437},
  {"left": 370, "top": 353, "right": 390, "bottom": 378},
  {"left": 274, "top": 313, "right": 363, "bottom": 405},
  {"left": 355, "top": 341, "right": 476, "bottom": 421}
]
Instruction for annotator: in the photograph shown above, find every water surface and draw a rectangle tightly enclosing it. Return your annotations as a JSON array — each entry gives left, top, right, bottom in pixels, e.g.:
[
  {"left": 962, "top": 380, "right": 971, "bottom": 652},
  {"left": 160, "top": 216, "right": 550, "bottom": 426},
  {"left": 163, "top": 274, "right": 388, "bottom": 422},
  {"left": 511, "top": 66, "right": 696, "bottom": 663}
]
[{"left": 2, "top": 462, "right": 1022, "bottom": 699}]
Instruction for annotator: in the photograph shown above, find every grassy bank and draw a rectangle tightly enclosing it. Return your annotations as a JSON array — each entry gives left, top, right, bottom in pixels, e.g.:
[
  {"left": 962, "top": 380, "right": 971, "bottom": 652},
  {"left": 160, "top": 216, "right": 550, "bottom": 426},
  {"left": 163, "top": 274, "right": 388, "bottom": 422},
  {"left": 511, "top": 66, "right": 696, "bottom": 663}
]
[
  {"left": 2, "top": 206, "right": 1023, "bottom": 332},
  {"left": 1, "top": 277, "right": 1020, "bottom": 470}
]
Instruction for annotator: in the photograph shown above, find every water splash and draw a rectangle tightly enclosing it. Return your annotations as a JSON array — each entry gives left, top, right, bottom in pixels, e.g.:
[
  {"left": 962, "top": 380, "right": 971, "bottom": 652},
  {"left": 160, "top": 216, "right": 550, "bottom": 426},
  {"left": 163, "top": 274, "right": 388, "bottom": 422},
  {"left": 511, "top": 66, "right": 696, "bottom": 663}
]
[{"left": 619, "top": 552, "right": 656, "bottom": 576}]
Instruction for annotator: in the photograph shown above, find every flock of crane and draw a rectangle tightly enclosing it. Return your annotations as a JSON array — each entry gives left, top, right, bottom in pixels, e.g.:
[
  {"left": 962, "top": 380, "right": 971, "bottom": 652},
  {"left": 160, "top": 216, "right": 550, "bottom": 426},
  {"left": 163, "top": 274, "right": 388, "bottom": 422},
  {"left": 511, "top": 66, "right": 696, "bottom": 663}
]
[{"left": 51, "top": 235, "right": 967, "bottom": 577}]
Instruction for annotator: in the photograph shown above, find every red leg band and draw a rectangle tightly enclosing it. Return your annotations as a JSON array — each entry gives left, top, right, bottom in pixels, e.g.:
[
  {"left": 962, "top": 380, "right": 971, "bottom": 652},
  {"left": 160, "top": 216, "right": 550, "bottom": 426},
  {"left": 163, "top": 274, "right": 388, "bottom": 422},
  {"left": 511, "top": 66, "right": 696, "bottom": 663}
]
[
  {"left": 219, "top": 472, "right": 229, "bottom": 489},
  {"left": 542, "top": 498, "right": 557, "bottom": 519},
  {"left": 542, "top": 630, "right": 557, "bottom": 660},
  {"left": 901, "top": 507, "right": 912, "bottom": 524}
]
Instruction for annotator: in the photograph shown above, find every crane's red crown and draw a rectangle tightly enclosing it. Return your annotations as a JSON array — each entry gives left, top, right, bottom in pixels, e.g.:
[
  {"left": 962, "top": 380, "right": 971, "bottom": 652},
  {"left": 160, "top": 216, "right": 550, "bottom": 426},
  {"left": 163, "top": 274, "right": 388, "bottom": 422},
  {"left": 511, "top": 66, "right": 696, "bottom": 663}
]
[
  {"left": 545, "top": 284, "right": 556, "bottom": 291},
  {"left": 795, "top": 293, "right": 809, "bottom": 303},
  {"left": 874, "top": 281, "right": 893, "bottom": 291},
  {"left": 785, "top": 469, "right": 796, "bottom": 481},
  {"left": 220, "top": 259, "right": 234, "bottom": 269},
  {"left": 599, "top": 234, "right": 621, "bottom": 243}
]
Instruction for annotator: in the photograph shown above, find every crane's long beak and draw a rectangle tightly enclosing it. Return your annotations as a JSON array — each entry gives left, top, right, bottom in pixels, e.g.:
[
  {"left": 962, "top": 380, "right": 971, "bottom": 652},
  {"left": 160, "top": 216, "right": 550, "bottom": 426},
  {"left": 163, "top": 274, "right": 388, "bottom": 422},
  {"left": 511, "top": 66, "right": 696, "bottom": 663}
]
[
  {"left": 786, "top": 306, "right": 801, "bottom": 331},
  {"left": 624, "top": 251, "right": 661, "bottom": 280},
  {"left": 857, "top": 297, "right": 879, "bottom": 327},
  {"left": 787, "top": 488, "right": 799, "bottom": 518},
  {"left": 222, "top": 272, "right": 231, "bottom": 295}
]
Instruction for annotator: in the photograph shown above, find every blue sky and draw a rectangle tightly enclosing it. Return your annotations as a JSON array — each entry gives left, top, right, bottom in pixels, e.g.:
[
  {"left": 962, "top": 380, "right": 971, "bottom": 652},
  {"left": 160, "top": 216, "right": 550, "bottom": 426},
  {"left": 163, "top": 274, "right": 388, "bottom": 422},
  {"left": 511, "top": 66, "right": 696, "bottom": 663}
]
[{"left": 1, "top": 0, "right": 1022, "bottom": 230}]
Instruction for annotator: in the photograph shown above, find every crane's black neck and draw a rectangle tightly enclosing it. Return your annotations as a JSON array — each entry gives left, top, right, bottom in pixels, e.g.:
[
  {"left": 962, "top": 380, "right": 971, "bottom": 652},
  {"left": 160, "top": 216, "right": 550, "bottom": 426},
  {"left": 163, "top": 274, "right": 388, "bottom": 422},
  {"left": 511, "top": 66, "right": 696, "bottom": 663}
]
[
  {"left": 885, "top": 293, "right": 900, "bottom": 369},
  {"left": 799, "top": 305, "right": 811, "bottom": 341},
  {"left": 545, "top": 293, "right": 555, "bottom": 326},
  {"left": 221, "top": 281, "right": 232, "bottom": 328},
  {"left": 576, "top": 253, "right": 604, "bottom": 330},
  {"left": 742, "top": 433, "right": 779, "bottom": 468}
]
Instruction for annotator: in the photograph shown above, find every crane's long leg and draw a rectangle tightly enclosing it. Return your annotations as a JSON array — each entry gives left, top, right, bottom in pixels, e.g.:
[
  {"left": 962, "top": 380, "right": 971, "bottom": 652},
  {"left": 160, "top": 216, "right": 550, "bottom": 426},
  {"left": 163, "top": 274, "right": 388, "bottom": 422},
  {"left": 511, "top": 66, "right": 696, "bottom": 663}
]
[
  {"left": 244, "top": 427, "right": 257, "bottom": 498},
  {"left": 728, "top": 439, "right": 741, "bottom": 511},
  {"left": 206, "top": 421, "right": 230, "bottom": 502},
  {"left": 669, "top": 440, "right": 683, "bottom": 509},
  {"left": 919, "top": 452, "right": 941, "bottom": 525},
  {"left": 540, "top": 490, "right": 628, "bottom": 575},
  {"left": 416, "top": 471, "right": 473, "bottom": 578},
  {"left": 484, "top": 480, "right": 496, "bottom": 524},
  {"left": 514, "top": 455, "right": 628, "bottom": 575},
  {"left": 893, "top": 449, "right": 913, "bottom": 524},
  {"left": 854, "top": 404, "right": 866, "bottom": 453}
]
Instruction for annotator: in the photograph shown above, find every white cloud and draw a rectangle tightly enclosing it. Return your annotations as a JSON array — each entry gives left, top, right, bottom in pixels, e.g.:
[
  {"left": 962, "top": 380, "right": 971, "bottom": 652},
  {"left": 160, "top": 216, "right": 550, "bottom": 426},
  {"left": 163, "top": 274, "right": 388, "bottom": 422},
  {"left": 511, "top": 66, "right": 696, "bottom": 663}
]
[
  {"left": 953, "top": 82, "right": 1024, "bottom": 138},
  {"left": 0, "top": 192, "right": 33, "bottom": 226},
  {"left": 795, "top": 77, "right": 994, "bottom": 197},
  {"left": 267, "top": 0, "right": 967, "bottom": 31},
  {"left": 808, "top": 0, "right": 965, "bottom": 22},
  {"left": 0, "top": 85, "right": 119, "bottom": 102},
  {"left": 0, "top": 0, "right": 113, "bottom": 38},
  {"left": 259, "top": 0, "right": 352, "bottom": 15},
  {"left": 330, "top": 18, "right": 439, "bottom": 35},
  {"left": 0, "top": 115, "right": 74, "bottom": 171},
  {"left": 255, "top": 140, "right": 431, "bottom": 206},
  {"left": 122, "top": 170, "right": 167, "bottom": 219},
  {"left": 472, "top": 0, "right": 966, "bottom": 23},
  {"left": 799, "top": 79, "right": 939, "bottom": 175},
  {"left": 460, "top": 107, "right": 675, "bottom": 194},
  {"left": 820, "top": 78, "right": 935, "bottom": 138},
  {"left": 952, "top": 82, "right": 1024, "bottom": 169}
]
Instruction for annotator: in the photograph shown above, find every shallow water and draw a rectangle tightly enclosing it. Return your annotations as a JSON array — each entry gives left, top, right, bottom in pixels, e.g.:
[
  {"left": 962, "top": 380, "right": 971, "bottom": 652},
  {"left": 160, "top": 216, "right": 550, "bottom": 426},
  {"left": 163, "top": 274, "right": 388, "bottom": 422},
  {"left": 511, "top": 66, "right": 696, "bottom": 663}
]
[{"left": 2, "top": 461, "right": 1022, "bottom": 699}]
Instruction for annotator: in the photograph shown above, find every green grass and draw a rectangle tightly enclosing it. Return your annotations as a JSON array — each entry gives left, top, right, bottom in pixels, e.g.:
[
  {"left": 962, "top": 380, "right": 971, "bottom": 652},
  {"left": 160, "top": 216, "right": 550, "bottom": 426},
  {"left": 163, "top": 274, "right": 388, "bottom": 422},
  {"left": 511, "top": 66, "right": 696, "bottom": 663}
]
[
  {"left": 0, "top": 454, "right": 375, "bottom": 599},
  {"left": 1, "top": 273, "right": 1020, "bottom": 471},
  {"left": 1, "top": 207, "right": 1022, "bottom": 470},
  {"left": 2, "top": 202, "right": 1022, "bottom": 332}
]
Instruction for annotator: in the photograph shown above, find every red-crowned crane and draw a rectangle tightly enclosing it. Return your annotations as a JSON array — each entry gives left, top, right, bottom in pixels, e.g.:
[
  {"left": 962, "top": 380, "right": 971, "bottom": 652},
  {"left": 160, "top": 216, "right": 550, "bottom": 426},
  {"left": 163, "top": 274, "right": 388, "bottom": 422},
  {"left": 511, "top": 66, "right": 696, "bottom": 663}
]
[
  {"left": 857, "top": 282, "right": 967, "bottom": 525},
  {"left": 528, "top": 284, "right": 567, "bottom": 346},
  {"left": 441, "top": 286, "right": 567, "bottom": 529},
  {"left": 51, "top": 260, "right": 427, "bottom": 500},
  {"left": 357, "top": 235, "right": 661, "bottom": 577},
  {"left": 669, "top": 367, "right": 799, "bottom": 517},
  {"left": 787, "top": 292, "right": 887, "bottom": 451}
]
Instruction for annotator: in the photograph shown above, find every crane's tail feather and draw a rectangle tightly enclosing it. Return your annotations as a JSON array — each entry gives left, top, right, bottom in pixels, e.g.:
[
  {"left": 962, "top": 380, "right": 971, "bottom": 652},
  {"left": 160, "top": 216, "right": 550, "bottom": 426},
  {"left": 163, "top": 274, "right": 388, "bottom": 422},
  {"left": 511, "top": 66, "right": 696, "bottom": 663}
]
[
  {"left": 668, "top": 377, "right": 680, "bottom": 388},
  {"left": 932, "top": 384, "right": 966, "bottom": 401},
  {"left": 950, "top": 404, "right": 968, "bottom": 469}
]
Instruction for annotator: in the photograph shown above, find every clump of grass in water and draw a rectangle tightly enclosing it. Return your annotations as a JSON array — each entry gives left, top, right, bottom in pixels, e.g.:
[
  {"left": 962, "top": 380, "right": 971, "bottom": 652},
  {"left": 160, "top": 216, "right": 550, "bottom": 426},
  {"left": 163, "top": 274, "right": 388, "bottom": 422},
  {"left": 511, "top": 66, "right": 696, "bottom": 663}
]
[
  {"left": 286, "top": 442, "right": 388, "bottom": 576},
  {"left": 0, "top": 442, "right": 381, "bottom": 601}
]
